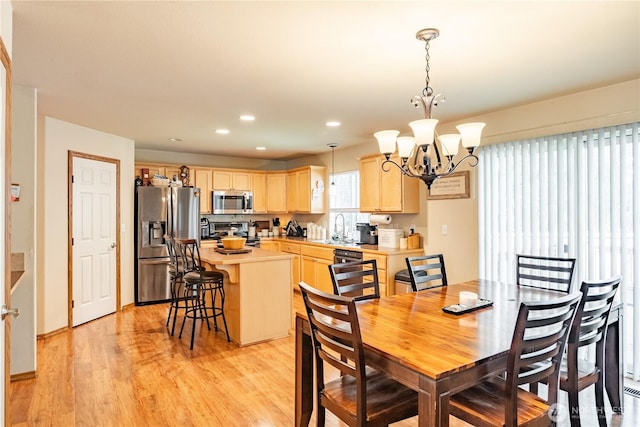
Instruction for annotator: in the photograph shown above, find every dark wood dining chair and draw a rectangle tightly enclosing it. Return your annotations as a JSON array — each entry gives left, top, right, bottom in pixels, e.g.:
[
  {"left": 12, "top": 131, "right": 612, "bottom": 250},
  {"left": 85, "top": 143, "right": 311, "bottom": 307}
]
[
  {"left": 328, "top": 259, "right": 380, "bottom": 301},
  {"left": 298, "top": 281, "right": 418, "bottom": 426},
  {"left": 405, "top": 254, "right": 447, "bottom": 291},
  {"left": 516, "top": 254, "right": 577, "bottom": 293},
  {"left": 530, "top": 276, "right": 621, "bottom": 427},
  {"left": 449, "top": 291, "right": 582, "bottom": 427}
]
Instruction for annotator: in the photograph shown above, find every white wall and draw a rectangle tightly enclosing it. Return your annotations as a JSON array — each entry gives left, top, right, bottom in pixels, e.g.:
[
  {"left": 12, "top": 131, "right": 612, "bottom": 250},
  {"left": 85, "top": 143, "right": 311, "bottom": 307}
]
[
  {"left": 10, "top": 85, "right": 36, "bottom": 375},
  {"left": 291, "top": 79, "right": 640, "bottom": 284},
  {"left": 38, "top": 117, "right": 135, "bottom": 334},
  {"left": 135, "top": 148, "right": 288, "bottom": 171}
]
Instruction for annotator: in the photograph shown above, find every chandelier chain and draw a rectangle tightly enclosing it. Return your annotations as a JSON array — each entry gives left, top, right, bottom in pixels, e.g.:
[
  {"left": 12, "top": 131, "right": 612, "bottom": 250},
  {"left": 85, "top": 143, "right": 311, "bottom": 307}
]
[{"left": 423, "top": 39, "right": 433, "bottom": 97}]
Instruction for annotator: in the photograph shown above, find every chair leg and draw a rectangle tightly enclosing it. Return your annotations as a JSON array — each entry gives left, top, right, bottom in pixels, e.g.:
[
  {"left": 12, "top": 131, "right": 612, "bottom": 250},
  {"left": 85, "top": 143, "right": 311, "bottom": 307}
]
[
  {"left": 316, "top": 404, "right": 325, "bottom": 427},
  {"left": 166, "top": 303, "right": 173, "bottom": 327},
  {"left": 189, "top": 295, "right": 198, "bottom": 350},
  {"left": 215, "top": 283, "right": 230, "bottom": 342},
  {"left": 530, "top": 382, "right": 539, "bottom": 394},
  {"left": 568, "top": 386, "right": 581, "bottom": 427},
  {"left": 595, "top": 375, "right": 607, "bottom": 427}
]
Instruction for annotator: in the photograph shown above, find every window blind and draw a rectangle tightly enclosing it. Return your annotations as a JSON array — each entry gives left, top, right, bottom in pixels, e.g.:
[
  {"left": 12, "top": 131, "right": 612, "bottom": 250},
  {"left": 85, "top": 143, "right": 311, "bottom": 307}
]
[{"left": 478, "top": 122, "right": 640, "bottom": 380}]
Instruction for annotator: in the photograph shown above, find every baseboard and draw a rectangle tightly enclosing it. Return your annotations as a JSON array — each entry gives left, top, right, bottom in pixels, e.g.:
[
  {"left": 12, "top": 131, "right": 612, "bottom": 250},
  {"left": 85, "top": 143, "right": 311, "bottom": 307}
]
[
  {"left": 37, "top": 326, "right": 68, "bottom": 340},
  {"left": 10, "top": 371, "right": 36, "bottom": 382}
]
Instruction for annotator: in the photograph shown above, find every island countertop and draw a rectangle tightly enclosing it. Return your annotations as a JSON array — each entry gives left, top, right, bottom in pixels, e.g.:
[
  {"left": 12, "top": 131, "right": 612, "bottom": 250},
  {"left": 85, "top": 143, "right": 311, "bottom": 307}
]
[{"left": 199, "top": 246, "right": 294, "bottom": 265}]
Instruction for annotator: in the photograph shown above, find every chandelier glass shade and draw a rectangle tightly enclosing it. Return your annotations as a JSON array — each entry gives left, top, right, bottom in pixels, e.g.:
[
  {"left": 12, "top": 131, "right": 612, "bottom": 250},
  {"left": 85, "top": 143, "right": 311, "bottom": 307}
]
[{"left": 374, "top": 28, "right": 486, "bottom": 189}]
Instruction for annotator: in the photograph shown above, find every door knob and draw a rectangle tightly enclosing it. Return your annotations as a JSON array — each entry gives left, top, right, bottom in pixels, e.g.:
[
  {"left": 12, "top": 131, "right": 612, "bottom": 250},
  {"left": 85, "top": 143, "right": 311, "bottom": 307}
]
[
  {"left": 110, "top": 242, "right": 116, "bottom": 249},
  {"left": 1, "top": 304, "right": 20, "bottom": 320}
]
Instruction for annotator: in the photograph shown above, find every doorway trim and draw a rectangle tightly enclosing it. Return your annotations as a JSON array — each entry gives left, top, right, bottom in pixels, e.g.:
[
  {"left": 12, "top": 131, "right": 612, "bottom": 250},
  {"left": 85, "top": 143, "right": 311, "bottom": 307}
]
[
  {"left": 67, "top": 151, "right": 121, "bottom": 327},
  {"left": 1, "top": 35, "right": 12, "bottom": 427}
]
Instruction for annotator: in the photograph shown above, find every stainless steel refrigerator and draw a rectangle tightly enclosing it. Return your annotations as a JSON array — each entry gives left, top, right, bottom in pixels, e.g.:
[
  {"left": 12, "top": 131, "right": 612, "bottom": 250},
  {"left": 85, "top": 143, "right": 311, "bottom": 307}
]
[{"left": 134, "top": 186, "right": 200, "bottom": 305}]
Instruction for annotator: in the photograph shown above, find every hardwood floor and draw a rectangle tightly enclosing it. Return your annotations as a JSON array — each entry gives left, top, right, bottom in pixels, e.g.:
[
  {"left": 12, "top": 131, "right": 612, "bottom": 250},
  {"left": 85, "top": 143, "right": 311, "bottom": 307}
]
[{"left": 9, "top": 294, "right": 639, "bottom": 426}]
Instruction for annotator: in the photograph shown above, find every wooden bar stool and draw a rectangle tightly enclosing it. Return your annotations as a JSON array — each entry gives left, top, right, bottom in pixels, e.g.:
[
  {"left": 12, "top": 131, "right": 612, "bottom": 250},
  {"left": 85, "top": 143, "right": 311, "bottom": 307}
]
[{"left": 175, "top": 239, "right": 230, "bottom": 349}]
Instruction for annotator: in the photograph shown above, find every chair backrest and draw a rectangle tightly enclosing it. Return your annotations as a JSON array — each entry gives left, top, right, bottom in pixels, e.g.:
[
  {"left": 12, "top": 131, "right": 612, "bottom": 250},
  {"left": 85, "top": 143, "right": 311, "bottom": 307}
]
[
  {"left": 175, "top": 238, "right": 201, "bottom": 274},
  {"left": 568, "top": 276, "right": 621, "bottom": 360},
  {"left": 165, "top": 235, "right": 179, "bottom": 272},
  {"left": 298, "top": 281, "right": 368, "bottom": 420},
  {"left": 516, "top": 254, "right": 576, "bottom": 293},
  {"left": 329, "top": 259, "right": 380, "bottom": 301},
  {"left": 506, "top": 292, "right": 582, "bottom": 426},
  {"left": 405, "top": 254, "right": 447, "bottom": 291}
]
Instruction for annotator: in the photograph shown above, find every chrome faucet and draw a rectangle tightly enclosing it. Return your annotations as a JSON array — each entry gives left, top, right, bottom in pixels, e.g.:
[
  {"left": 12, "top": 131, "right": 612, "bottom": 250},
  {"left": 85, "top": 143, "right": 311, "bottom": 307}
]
[{"left": 334, "top": 213, "right": 346, "bottom": 241}]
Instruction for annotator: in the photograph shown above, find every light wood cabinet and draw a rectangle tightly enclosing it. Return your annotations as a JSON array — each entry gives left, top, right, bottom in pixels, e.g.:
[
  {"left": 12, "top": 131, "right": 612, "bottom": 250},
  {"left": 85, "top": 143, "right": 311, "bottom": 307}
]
[
  {"left": 359, "top": 154, "right": 420, "bottom": 213},
  {"left": 279, "top": 242, "right": 301, "bottom": 290},
  {"left": 252, "top": 172, "right": 267, "bottom": 213},
  {"left": 193, "top": 168, "right": 213, "bottom": 213},
  {"left": 300, "top": 245, "right": 334, "bottom": 294},
  {"left": 213, "top": 170, "right": 252, "bottom": 191},
  {"left": 266, "top": 172, "right": 288, "bottom": 213},
  {"left": 260, "top": 240, "right": 279, "bottom": 252},
  {"left": 135, "top": 163, "right": 166, "bottom": 182},
  {"left": 301, "top": 256, "right": 333, "bottom": 294},
  {"left": 165, "top": 166, "right": 182, "bottom": 182},
  {"left": 287, "top": 166, "right": 326, "bottom": 213}
]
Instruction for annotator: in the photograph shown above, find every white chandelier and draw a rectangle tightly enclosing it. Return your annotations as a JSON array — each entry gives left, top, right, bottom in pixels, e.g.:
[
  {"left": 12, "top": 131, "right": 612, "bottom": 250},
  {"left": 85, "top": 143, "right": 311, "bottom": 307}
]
[{"left": 374, "top": 28, "right": 485, "bottom": 189}]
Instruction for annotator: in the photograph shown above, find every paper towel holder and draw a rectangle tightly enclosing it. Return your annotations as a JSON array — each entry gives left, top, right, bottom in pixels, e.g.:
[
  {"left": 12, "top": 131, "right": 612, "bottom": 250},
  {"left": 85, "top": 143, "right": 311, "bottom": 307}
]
[{"left": 369, "top": 214, "right": 392, "bottom": 225}]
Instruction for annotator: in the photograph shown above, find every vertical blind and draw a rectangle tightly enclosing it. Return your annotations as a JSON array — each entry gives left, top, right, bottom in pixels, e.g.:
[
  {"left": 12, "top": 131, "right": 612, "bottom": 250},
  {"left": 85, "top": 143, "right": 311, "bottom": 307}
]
[{"left": 478, "top": 122, "right": 640, "bottom": 380}]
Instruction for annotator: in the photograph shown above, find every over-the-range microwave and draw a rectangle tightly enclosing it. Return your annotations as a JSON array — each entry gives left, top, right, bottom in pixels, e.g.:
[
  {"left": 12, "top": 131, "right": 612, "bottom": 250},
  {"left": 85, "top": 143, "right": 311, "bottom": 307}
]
[{"left": 212, "top": 190, "right": 253, "bottom": 214}]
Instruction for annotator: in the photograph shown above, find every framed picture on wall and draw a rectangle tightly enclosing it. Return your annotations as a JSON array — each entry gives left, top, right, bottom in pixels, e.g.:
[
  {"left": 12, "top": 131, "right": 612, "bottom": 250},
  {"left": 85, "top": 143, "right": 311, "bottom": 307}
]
[{"left": 427, "top": 171, "right": 470, "bottom": 200}]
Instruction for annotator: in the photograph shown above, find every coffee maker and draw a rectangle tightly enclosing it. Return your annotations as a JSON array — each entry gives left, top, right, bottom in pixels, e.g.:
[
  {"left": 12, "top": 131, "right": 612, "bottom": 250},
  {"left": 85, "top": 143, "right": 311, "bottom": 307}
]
[{"left": 356, "top": 223, "right": 378, "bottom": 245}]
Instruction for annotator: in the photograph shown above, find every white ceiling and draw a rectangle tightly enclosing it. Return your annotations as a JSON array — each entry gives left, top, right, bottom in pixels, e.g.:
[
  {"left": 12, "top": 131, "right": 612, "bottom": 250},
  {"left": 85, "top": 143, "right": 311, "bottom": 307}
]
[{"left": 11, "top": 1, "right": 640, "bottom": 160}]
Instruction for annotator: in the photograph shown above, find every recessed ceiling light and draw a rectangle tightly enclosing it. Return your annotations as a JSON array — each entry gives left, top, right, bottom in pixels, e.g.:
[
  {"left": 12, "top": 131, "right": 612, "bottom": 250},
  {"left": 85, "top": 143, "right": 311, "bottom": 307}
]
[
  {"left": 168, "top": 137, "right": 183, "bottom": 142},
  {"left": 326, "top": 121, "right": 341, "bottom": 127},
  {"left": 240, "top": 115, "right": 255, "bottom": 121},
  {"left": 215, "top": 129, "right": 230, "bottom": 135},
  {"left": 256, "top": 146, "right": 266, "bottom": 151}
]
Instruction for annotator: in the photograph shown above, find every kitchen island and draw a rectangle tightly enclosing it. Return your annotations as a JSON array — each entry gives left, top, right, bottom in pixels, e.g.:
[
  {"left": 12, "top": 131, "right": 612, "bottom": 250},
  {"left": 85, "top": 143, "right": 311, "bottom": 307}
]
[{"left": 198, "top": 246, "right": 293, "bottom": 346}]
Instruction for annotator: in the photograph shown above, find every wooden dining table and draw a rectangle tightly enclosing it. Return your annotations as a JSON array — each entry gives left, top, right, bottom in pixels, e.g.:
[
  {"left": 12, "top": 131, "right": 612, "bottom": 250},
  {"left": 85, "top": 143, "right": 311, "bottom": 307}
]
[{"left": 294, "top": 279, "right": 624, "bottom": 427}]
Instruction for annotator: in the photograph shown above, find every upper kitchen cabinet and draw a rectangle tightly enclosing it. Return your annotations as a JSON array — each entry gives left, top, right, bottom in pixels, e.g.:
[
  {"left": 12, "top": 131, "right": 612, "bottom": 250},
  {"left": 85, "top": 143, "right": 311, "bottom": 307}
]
[
  {"left": 165, "top": 166, "right": 183, "bottom": 182},
  {"left": 359, "top": 154, "right": 419, "bottom": 213},
  {"left": 193, "top": 168, "right": 213, "bottom": 213},
  {"left": 266, "top": 172, "right": 288, "bottom": 213},
  {"left": 134, "top": 163, "right": 186, "bottom": 184},
  {"left": 135, "top": 163, "right": 166, "bottom": 181},
  {"left": 287, "top": 166, "right": 326, "bottom": 214},
  {"left": 252, "top": 172, "right": 267, "bottom": 213},
  {"left": 213, "top": 169, "right": 252, "bottom": 191}
]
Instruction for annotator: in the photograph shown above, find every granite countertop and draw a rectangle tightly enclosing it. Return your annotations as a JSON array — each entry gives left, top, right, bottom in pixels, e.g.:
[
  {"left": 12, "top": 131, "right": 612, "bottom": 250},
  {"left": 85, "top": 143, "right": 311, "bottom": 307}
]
[
  {"left": 260, "top": 236, "right": 422, "bottom": 255},
  {"left": 199, "top": 246, "right": 294, "bottom": 265}
]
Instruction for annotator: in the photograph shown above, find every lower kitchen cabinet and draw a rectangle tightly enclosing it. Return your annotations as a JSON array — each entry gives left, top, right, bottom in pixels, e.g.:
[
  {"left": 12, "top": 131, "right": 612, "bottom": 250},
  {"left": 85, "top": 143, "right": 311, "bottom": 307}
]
[
  {"left": 260, "top": 240, "right": 279, "bottom": 252},
  {"left": 280, "top": 242, "right": 301, "bottom": 291},
  {"left": 301, "top": 256, "right": 333, "bottom": 294},
  {"left": 300, "top": 245, "right": 334, "bottom": 294}
]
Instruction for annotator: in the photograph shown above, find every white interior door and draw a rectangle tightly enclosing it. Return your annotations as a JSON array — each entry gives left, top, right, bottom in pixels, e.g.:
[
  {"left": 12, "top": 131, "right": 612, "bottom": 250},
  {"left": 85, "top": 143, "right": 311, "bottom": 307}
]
[
  {"left": 72, "top": 156, "right": 117, "bottom": 326},
  {"left": 0, "top": 40, "right": 7, "bottom": 422}
]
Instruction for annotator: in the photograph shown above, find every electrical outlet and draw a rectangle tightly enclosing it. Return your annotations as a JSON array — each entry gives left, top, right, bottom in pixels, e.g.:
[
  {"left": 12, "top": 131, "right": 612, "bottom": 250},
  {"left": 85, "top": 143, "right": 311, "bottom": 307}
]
[{"left": 442, "top": 224, "right": 448, "bottom": 235}]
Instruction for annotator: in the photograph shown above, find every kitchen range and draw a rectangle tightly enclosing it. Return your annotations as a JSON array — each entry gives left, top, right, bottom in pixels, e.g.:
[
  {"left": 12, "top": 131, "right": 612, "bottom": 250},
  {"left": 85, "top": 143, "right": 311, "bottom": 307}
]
[{"left": 201, "top": 220, "right": 261, "bottom": 247}]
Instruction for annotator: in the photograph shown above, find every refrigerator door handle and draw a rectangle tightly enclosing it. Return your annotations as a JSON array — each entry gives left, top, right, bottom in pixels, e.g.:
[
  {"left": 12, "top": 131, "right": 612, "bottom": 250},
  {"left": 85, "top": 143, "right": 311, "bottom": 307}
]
[{"left": 139, "top": 258, "right": 171, "bottom": 266}]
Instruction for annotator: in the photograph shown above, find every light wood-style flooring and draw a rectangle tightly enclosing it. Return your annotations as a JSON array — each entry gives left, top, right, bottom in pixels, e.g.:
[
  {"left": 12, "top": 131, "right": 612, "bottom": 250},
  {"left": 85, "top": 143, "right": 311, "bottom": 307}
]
[{"left": 9, "top": 293, "right": 639, "bottom": 426}]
